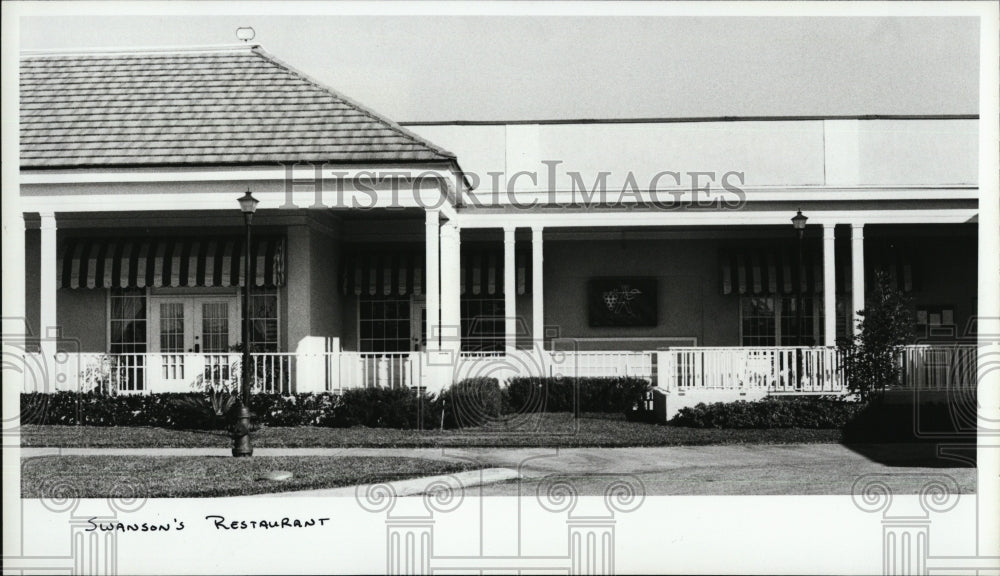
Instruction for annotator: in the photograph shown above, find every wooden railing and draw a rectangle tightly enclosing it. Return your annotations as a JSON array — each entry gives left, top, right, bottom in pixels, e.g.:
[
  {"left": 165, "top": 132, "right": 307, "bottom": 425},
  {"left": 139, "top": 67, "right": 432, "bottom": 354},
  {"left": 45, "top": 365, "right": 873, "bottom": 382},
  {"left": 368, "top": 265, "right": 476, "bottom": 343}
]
[
  {"left": 898, "top": 344, "right": 978, "bottom": 390},
  {"left": 20, "top": 344, "right": 980, "bottom": 395},
  {"left": 336, "top": 352, "right": 417, "bottom": 391},
  {"left": 660, "top": 346, "right": 844, "bottom": 393}
]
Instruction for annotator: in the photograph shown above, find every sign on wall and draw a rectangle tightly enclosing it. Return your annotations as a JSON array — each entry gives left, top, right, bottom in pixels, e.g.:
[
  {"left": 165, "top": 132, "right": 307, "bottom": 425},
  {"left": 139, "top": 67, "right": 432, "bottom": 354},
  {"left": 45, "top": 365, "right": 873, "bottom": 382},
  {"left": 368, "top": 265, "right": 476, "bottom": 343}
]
[{"left": 588, "top": 277, "right": 658, "bottom": 327}]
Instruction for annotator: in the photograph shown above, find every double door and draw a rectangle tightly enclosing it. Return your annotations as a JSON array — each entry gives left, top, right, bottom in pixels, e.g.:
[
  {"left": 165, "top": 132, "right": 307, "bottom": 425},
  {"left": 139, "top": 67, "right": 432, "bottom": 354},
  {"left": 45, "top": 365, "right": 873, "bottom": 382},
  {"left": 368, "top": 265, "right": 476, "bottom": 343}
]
[{"left": 149, "top": 296, "right": 239, "bottom": 386}]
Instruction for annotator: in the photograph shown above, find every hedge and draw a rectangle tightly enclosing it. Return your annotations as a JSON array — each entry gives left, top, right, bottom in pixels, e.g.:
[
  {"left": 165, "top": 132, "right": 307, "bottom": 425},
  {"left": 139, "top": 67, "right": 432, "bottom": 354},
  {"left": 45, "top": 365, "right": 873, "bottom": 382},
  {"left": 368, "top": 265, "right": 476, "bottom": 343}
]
[
  {"left": 669, "top": 397, "right": 863, "bottom": 429},
  {"left": 506, "top": 377, "right": 651, "bottom": 414},
  {"left": 323, "top": 387, "right": 433, "bottom": 429},
  {"left": 434, "top": 377, "right": 504, "bottom": 429},
  {"left": 21, "top": 376, "right": 651, "bottom": 430},
  {"left": 20, "top": 392, "right": 342, "bottom": 430}
]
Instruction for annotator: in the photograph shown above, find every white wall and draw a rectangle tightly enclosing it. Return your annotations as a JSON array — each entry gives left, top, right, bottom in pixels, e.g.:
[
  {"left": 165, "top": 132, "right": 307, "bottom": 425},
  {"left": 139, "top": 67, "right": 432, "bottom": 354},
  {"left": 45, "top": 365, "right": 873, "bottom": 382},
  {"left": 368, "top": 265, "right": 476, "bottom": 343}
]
[{"left": 410, "top": 118, "right": 978, "bottom": 194}]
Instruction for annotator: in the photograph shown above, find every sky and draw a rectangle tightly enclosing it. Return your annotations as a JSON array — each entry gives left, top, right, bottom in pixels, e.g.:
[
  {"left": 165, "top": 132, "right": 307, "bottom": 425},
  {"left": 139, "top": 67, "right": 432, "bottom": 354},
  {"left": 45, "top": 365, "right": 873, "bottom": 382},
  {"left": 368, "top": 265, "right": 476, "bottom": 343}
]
[{"left": 19, "top": 13, "right": 980, "bottom": 122}]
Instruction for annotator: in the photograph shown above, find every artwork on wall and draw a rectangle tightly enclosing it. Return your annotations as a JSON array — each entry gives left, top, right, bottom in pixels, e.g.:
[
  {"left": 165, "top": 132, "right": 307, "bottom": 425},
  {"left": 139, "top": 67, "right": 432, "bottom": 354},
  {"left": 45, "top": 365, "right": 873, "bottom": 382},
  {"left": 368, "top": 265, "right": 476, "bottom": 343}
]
[{"left": 588, "top": 277, "right": 658, "bottom": 327}]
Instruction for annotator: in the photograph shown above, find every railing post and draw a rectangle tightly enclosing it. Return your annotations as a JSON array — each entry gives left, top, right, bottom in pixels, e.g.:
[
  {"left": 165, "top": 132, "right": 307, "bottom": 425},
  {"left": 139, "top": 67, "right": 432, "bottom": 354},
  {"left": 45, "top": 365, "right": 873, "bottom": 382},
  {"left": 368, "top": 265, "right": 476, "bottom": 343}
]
[
  {"left": 656, "top": 350, "right": 673, "bottom": 391},
  {"left": 294, "top": 336, "right": 328, "bottom": 394}
]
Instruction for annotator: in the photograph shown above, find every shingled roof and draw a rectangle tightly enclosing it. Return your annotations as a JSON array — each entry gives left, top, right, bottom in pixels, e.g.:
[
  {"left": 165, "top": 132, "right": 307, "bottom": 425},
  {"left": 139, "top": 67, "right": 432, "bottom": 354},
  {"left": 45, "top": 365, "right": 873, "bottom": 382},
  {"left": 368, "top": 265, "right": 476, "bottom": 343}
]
[{"left": 20, "top": 45, "right": 457, "bottom": 169}]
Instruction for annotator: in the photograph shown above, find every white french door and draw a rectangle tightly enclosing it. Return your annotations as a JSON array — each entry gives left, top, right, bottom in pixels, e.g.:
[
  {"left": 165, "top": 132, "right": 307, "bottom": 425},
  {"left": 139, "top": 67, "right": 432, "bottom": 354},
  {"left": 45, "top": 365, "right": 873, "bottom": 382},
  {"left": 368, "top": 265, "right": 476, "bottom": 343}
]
[{"left": 149, "top": 296, "right": 239, "bottom": 388}]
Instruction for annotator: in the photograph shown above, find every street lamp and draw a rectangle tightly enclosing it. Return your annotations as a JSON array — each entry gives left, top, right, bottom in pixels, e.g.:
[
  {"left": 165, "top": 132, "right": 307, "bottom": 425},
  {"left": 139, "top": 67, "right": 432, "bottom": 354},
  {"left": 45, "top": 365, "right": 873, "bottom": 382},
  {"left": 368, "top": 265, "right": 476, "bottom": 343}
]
[
  {"left": 791, "top": 209, "right": 808, "bottom": 388},
  {"left": 234, "top": 188, "right": 259, "bottom": 457}
]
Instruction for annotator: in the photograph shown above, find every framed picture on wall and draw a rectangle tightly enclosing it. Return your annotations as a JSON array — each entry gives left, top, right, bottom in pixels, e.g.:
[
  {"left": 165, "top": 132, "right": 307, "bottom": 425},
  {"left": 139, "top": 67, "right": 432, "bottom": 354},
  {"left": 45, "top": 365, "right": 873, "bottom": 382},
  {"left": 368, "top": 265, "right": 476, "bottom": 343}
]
[{"left": 588, "top": 277, "right": 658, "bottom": 327}]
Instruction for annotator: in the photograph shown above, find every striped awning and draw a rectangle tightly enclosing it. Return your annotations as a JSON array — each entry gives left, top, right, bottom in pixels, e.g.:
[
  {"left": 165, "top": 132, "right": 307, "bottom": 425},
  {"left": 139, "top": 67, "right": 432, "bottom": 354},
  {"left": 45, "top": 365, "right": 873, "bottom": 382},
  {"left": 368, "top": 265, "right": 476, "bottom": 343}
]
[
  {"left": 341, "top": 248, "right": 531, "bottom": 297},
  {"left": 461, "top": 249, "right": 531, "bottom": 296},
  {"left": 720, "top": 240, "right": 915, "bottom": 295},
  {"left": 59, "top": 235, "right": 285, "bottom": 289},
  {"left": 341, "top": 251, "right": 427, "bottom": 297},
  {"left": 720, "top": 242, "right": 824, "bottom": 296}
]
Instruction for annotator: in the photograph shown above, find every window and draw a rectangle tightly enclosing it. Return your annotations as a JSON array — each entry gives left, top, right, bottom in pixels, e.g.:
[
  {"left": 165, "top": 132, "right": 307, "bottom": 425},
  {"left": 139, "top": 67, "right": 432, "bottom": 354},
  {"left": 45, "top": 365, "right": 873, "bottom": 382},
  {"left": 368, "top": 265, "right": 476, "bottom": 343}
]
[
  {"left": 110, "top": 288, "right": 147, "bottom": 353},
  {"left": 461, "top": 297, "right": 505, "bottom": 352},
  {"left": 109, "top": 288, "right": 147, "bottom": 391},
  {"left": 249, "top": 288, "right": 279, "bottom": 352},
  {"left": 779, "top": 296, "right": 822, "bottom": 346},
  {"left": 740, "top": 295, "right": 825, "bottom": 346},
  {"left": 201, "top": 302, "right": 230, "bottom": 353},
  {"left": 916, "top": 305, "right": 955, "bottom": 339},
  {"left": 359, "top": 296, "right": 411, "bottom": 353},
  {"left": 158, "top": 302, "right": 185, "bottom": 352},
  {"left": 741, "top": 296, "right": 775, "bottom": 346}
]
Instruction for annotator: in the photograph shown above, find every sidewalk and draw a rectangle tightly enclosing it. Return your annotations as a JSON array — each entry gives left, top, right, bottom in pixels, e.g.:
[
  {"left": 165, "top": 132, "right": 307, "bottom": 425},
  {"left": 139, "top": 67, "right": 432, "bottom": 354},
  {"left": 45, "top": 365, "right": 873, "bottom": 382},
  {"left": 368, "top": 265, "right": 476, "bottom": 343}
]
[{"left": 21, "top": 443, "right": 977, "bottom": 496}]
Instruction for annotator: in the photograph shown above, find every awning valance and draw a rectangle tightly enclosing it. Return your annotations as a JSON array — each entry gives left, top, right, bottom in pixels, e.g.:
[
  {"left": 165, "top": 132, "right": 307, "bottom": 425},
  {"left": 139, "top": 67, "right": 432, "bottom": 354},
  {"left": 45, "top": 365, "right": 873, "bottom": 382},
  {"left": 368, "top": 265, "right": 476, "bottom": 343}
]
[
  {"left": 59, "top": 235, "right": 285, "bottom": 289},
  {"left": 341, "top": 248, "right": 531, "bottom": 297},
  {"left": 720, "top": 240, "right": 915, "bottom": 296}
]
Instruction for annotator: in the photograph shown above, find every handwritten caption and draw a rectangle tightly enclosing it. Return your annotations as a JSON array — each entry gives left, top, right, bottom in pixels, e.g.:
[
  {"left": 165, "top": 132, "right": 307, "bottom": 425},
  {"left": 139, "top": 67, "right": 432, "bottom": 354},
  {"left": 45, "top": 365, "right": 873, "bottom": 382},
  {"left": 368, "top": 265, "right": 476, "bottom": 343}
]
[{"left": 85, "top": 515, "right": 332, "bottom": 533}]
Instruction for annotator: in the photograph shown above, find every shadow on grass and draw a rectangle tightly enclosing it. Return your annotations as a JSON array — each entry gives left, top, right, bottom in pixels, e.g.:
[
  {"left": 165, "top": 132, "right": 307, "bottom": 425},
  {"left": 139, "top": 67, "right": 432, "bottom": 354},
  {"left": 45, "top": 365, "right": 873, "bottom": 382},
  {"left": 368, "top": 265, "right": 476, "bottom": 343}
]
[{"left": 839, "top": 392, "right": 977, "bottom": 468}]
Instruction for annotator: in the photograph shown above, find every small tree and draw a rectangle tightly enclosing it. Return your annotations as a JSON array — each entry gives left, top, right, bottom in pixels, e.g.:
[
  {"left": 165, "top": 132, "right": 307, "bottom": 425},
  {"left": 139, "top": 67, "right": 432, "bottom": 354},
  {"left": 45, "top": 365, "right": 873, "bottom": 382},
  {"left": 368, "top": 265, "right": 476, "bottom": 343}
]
[{"left": 838, "top": 271, "right": 914, "bottom": 403}]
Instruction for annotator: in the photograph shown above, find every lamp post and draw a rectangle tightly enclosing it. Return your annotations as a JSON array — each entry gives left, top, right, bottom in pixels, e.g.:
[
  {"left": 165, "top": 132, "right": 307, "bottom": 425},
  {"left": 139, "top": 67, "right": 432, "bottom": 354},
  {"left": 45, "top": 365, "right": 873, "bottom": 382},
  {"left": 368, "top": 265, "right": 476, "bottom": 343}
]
[
  {"left": 791, "top": 209, "right": 808, "bottom": 388},
  {"left": 234, "top": 188, "right": 259, "bottom": 457}
]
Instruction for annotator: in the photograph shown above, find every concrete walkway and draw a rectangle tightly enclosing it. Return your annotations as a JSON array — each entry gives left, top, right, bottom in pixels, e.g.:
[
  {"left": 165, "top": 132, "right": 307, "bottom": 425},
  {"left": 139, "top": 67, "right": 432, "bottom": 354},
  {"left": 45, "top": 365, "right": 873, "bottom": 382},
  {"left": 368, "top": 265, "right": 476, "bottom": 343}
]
[{"left": 21, "top": 443, "right": 977, "bottom": 496}]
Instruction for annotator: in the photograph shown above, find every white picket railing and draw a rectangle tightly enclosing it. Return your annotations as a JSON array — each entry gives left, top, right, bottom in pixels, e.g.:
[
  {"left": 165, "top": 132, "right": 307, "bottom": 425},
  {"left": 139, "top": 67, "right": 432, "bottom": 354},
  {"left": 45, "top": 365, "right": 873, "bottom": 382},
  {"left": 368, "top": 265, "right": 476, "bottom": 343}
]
[
  {"left": 20, "top": 344, "right": 979, "bottom": 395},
  {"left": 336, "top": 352, "right": 418, "bottom": 391},
  {"left": 660, "top": 346, "right": 845, "bottom": 393},
  {"left": 898, "top": 345, "right": 978, "bottom": 390}
]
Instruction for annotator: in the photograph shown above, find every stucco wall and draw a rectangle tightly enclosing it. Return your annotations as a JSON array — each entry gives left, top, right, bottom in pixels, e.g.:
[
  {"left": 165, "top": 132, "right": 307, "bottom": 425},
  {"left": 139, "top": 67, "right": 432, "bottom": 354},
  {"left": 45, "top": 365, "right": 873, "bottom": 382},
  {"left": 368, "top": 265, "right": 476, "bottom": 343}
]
[
  {"left": 56, "top": 288, "right": 106, "bottom": 353},
  {"left": 285, "top": 219, "right": 343, "bottom": 352},
  {"left": 408, "top": 119, "right": 978, "bottom": 193},
  {"left": 309, "top": 225, "right": 342, "bottom": 340},
  {"left": 543, "top": 237, "right": 739, "bottom": 347}
]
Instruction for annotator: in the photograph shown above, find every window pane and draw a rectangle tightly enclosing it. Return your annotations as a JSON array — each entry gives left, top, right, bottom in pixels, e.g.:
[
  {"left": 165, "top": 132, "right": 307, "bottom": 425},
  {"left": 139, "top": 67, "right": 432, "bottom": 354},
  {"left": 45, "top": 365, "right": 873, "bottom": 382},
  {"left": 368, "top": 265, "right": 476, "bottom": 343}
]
[{"left": 358, "top": 295, "right": 411, "bottom": 353}]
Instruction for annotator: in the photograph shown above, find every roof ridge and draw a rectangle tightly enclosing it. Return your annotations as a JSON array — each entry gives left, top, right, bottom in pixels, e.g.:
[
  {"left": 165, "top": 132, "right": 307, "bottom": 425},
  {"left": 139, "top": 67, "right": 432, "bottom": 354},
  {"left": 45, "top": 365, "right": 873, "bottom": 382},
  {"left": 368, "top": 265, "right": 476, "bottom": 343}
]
[
  {"left": 250, "top": 46, "right": 457, "bottom": 161},
  {"left": 22, "top": 45, "right": 258, "bottom": 58}
]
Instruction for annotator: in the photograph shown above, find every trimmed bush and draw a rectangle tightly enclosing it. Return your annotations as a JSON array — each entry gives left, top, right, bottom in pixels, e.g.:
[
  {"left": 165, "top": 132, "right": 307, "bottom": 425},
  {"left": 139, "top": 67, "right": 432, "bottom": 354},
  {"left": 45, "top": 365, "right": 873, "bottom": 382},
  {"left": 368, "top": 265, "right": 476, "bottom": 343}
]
[
  {"left": 21, "top": 391, "right": 343, "bottom": 430},
  {"left": 434, "top": 377, "right": 503, "bottom": 429},
  {"left": 669, "top": 397, "right": 862, "bottom": 429},
  {"left": 322, "top": 387, "right": 434, "bottom": 429},
  {"left": 506, "top": 377, "right": 651, "bottom": 414}
]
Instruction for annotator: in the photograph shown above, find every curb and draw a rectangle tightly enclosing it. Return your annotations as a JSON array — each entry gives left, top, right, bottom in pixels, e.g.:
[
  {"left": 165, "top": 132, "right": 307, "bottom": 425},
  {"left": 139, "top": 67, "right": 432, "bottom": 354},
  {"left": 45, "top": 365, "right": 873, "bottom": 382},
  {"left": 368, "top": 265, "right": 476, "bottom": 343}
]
[{"left": 247, "top": 467, "right": 521, "bottom": 498}]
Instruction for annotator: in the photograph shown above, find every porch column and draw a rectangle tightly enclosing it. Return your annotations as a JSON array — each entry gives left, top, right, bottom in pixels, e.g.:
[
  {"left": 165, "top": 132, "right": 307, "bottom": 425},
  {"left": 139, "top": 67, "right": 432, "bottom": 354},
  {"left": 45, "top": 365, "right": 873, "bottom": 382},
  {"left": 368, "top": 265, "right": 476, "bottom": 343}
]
[
  {"left": 39, "top": 212, "right": 58, "bottom": 362},
  {"left": 532, "top": 226, "right": 544, "bottom": 348},
  {"left": 823, "top": 224, "right": 837, "bottom": 346},
  {"left": 439, "top": 222, "right": 462, "bottom": 354},
  {"left": 424, "top": 210, "right": 440, "bottom": 351},
  {"left": 503, "top": 225, "right": 517, "bottom": 351},
  {"left": 850, "top": 223, "right": 865, "bottom": 337}
]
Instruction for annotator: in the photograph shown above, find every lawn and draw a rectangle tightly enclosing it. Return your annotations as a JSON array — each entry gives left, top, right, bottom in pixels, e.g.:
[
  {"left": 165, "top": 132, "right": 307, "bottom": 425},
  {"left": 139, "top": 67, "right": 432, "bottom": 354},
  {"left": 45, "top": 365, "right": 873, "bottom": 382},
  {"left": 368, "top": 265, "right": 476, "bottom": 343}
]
[
  {"left": 18, "top": 413, "right": 843, "bottom": 448},
  {"left": 21, "top": 455, "right": 478, "bottom": 498}
]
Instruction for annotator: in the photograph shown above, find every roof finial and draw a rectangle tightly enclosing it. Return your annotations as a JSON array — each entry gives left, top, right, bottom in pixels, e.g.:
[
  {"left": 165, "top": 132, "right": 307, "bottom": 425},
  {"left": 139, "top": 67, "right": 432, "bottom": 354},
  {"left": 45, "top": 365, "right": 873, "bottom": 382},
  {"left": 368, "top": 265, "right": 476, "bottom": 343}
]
[{"left": 236, "top": 27, "right": 256, "bottom": 43}]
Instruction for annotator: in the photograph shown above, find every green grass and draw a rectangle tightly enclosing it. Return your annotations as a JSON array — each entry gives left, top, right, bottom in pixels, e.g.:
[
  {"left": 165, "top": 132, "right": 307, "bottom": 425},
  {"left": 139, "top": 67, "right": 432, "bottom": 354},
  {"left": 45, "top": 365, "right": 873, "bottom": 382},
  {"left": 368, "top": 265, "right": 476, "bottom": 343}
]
[
  {"left": 19, "top": 413, "right": 843, "bottom": 448},
  {"left": 21, "top": 455, "right": 477, "bottom": 498}
]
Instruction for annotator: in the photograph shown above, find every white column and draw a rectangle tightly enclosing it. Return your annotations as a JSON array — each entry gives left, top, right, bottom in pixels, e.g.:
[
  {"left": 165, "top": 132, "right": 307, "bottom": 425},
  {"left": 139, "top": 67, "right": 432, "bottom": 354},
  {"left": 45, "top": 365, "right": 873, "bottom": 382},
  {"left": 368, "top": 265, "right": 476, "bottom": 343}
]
[
  {"left": 424, "top": 210, "right": 441, "bottom": 351},
  {"left": 531, "top": 226, "right": 544, "bottom": 348},
  {"left": 39, "top": 212, "right": 58, "bottom": 360},
  {"left": 503, "top": 226, "right": 517, "bottom": 351},
  {"left": 439, "top": 223, "right": 461, "bottom": 354},
  {"left": 851, "top": 224, "right": 865, "bottom": 337},
  {"left": 823, "top": 224, "right": 837, "bottom": 346}
]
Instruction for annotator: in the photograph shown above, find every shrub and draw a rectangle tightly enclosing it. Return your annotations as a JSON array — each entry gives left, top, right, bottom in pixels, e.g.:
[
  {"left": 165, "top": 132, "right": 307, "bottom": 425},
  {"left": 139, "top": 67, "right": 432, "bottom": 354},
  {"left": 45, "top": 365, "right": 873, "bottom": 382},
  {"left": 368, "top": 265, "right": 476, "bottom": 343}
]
[
  {"left": 506, "top": 377, "right": 651, "bottom": 414},
  {"left": 669, "top": 397, "right": 862, "bottom": 429},
  {"left": 838, "top": 271, "right": 915, "bottom": 403},
  {"left": 21, "top": 391, "right": 343, "bottom": 429},
  {"left": 323, "top": 387, "right": 433, "bottom": 429},
  {"left": 433, "top": 377, "right": 503, "bottom": 429}
]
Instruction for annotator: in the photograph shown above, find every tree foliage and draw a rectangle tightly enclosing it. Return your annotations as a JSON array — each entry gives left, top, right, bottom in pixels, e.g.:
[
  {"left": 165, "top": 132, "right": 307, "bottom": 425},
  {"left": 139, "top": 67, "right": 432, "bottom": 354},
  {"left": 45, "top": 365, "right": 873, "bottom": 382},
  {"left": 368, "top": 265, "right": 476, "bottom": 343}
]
[{"left": 838, "top": 271, "right": 914, "bottom": 403}]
